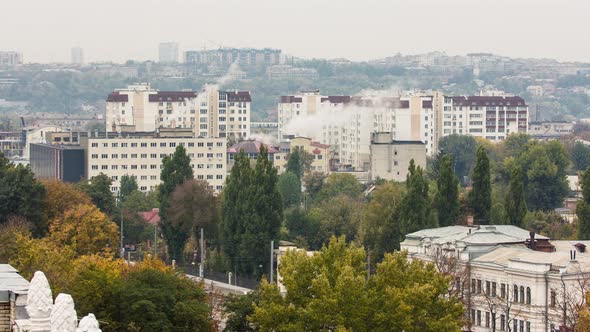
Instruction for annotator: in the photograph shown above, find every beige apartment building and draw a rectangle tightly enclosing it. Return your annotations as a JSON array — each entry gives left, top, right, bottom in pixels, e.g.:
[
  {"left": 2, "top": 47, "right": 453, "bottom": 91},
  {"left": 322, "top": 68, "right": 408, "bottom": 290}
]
[
  {"left": 274, "top": 136, "right": 330, "bottom": 175},
  {"left": 106, "top": 84, "right": 251, "bottom": 139},
  {"left": 81, "top": 132, "right": 226, "bottom": 194},
  {"left": 369, "top": 132, "right": 426, "bottom": 182}
]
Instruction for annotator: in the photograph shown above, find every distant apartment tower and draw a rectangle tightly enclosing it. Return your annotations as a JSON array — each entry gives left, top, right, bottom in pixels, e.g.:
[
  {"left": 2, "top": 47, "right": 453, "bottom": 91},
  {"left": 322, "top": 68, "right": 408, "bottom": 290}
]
[
  {"left": 105, "top": 84, "right": 251, "bottom": 139},
  {"left": 71, "top": 47, "right": 84, "bottom": 65},
  {"left": 159, "top": 42, "right": 179, "bottom": 63},
  {"left": 0, "top": 51, "right": 23, "bottom": 66},
  {"left": 184, "top": 48, "right": 281, "bottom": 66}
]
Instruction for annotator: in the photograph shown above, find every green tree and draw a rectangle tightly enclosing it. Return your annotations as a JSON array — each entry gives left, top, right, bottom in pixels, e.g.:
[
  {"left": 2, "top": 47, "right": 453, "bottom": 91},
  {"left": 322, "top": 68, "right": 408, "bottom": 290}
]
[
  {"left": 571, "top": 142, "right": 590, "bottom": 171},
  {"left": 119, "top": 175, "right": 138, "bottom": 203},
  {"left": 399, "top": 160, "right": 433, "bottom": 234},
  {"left": 307, "top": 195, "right": 363, "bottom": 248},
  {"left": 284, "top": 208, "right": 320, "bottom": 247},
  {"left": 505, "top": 167, "right": 527, "bottom": 227},
  {"left": 249, "top": 236, "right": 464, "bottom": 331},
  {"left": 438, "top": 134, "right": 478, "bottom": 182},
  {"left": 168, "top": 179, "right": 216, "bottom": 262},
  {"left": 470, "top": 146, "right": 491, "bottom": 224},
  {"left": 77, "top": 173, "right": 116, "bottom": 216},
  {"left": 159, "top": 145, "right": 194, "bottom": 263},
  {"left": 0, "top": 153, "right": 46, "bottom": 235},
  {"left": 577, "top": 166, "right": 590, "bottom": 239},
  {"left": 316, "top": 173, "right": 363, "bottom": 203},
  {"left": 517, "top": 141, "right": 569, "bottom": 210},
  {"left": 286, "top": 147, "right": 313, "bottom": 179},
  {"left": 277, "top": 172, "right": 302, "bottom": 208},
  {"left": 223, "top": 288, "right": 262, "bottom": 332},
  {"left": 435, "top": 155, "right": 460, "bottom": 227},
  {"left": 303, "top": 172, "right": 326, "bottom": 203},
  {"left": 222, "top": 146, "right": 283, "bottom": 276},
  {"left": 361, "top": 181, "right": 405, "bottom": 261}
]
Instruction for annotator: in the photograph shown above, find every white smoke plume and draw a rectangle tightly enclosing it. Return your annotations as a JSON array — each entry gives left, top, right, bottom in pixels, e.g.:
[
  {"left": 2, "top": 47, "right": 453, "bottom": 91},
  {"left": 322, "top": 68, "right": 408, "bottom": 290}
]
[{"left": 249, "top": 133, "right": 278, "bottom": 146}]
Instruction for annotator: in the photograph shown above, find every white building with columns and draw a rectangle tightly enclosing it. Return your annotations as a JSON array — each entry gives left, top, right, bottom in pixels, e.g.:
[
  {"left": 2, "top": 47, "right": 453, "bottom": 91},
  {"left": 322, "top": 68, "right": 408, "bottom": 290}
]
[{"left": 401, "top": 225, "right": 589, "bottom": 332}]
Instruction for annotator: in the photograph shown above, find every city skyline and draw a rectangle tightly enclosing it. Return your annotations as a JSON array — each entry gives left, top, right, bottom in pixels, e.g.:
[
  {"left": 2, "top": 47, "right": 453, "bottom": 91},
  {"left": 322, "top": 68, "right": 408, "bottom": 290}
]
[{"left": 1, "top": 0, "right": 589, "bottom": 64}]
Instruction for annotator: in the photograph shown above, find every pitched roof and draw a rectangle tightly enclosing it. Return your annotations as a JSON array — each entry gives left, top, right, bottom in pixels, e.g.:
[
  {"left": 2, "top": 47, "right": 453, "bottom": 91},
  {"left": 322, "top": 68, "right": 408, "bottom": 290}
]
[
  {"left": 138, "top": 208, "right": 160, "bottom": 225},
  {"left": 106, "top": 92, "right": 128, "bottom": 102},
  {"left": 227, "top": 140, "right": 279, "bottom": 154}
]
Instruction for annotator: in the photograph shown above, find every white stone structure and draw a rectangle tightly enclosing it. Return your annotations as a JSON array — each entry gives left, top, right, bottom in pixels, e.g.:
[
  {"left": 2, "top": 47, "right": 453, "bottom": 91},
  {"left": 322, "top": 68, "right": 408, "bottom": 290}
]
[
  {"left": 369, "top": 132, "right": 426, "bottom": 182},
  {"left": 13, "top": 271, "right": 102, "bottom": 332}
]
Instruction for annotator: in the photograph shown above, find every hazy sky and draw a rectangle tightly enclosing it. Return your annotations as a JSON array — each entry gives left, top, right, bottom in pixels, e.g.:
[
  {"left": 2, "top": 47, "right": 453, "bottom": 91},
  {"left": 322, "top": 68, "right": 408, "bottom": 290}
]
[{"left": 2, "top": 0, "right": 588, "bottom": 63}]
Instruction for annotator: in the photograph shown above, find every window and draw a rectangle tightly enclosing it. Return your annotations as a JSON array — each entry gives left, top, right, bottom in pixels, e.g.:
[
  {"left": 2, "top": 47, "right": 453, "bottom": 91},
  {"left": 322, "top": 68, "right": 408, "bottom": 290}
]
[
  {"left": 477, "top": 279, "right": 482, "bottom": 294},
  {"left": 485, "top": 311, "right": 490, "bottom": 328},
  {"left": 207, "top": 153, "right": 213, "bottom": 158},
  {"left": 207, "top": 142, "right": 213, "bottom": 147},
  {"left": 197, "top": 175, "right": 204, "bottom": 180},
  {"left": 216, "top": 153, "right": 223, "bottom": 158},
  {"left": 526, "top": 321, "right": 530, "bottom": 332},
  {"left": 141, "top": 176, "right": 147, "bottom": 180},
  {"left": 121, "top": 165, "right": 128, "bottom": 170},
  {"left": 111, "top": 143, "right": 118, "bottom": 148},
  {"left": 102, "top": 143, "right": 108, "bottom": 148},
  {"left": 151, "top": 143, "right": 157, "bottom": 147},
  {"left": 514, "top": 285, "right": 519, "bottom": 302},
  {"left": 141, "top": 154, "right": 147, "bottom": 158},
  {"left": 486, "top": 281, "right": 490, "bottom": 295},
  {"left": 91, "top": 154, "right": 98, "bottom": 159},
  {"left": 122, "top": 143, "right": 128, "bottom": 148},
  {"left": 216, "top": 175, "right": 223, "bottom": 180},
  {"left": 151, "top": 165, "right": 157, "bottom": 169},
  {"left": 550, "top": 290, "right": 556, "bottom": 307},
  {"left": 111, "top": 165, "right": 118, "bottom": 170},
  {"left": 131, "top": 165, "right": 137, "bottom": 169},
  {"left": 207, "top": 175, "right": 213, "bottom": 180},
  {"left": 217, "top": 142, "right": 224, "bottom": 147},
  {"left": 526, "top": 287, "right": 531, "bottom": 304},
  {"left": 471, "top": 279, "right": 476, "bottom": 293},
  {"left": 476, "top": 310, "right": 481, "bottom": 326},
  {"left": 101, "top": 165, "right": 108, "bottom": 170},
  {"left": 520, "top": 320, "right": 524, "bottom": 332},
  {"left": 101, "top": 154, "right": 108, "bottom": 159},
  {"left": 141, "top": 165, "right": 147, "bottom": 169},
  {"left": 500, "top": 314, "right": 505, "bottom": 331},
  {"left": 131, "top": 143, "right": 137, "bottom": 148},
  {"left": 198, "top": 142, "right": 204, "bottom": 147},
  {"left": 140, "top": 186, "right": 147, "bottom": 191},
  {"left": 111, "top": 154, "right": 118, "bottom": 159},
  {"left": 160, "top": 142, "right": 166, "bottom": 147},
  {"left": 131, "top": 154, "right": 137, "bottom": 158},
  {"left": 197, "top": 153, "right": 204, "bottom": 158},
  {"left": 141, "top": 143, "right": 147, "bottom": 147},
  {"left": 520, "top": 286, "right": 525, "bottom": 303},
  {"left": 216, "top": 164, "right": 223, "bottom": 169},
  {"left": 150, "top": 175, "right": 157, "bottom": 180},
  {"left": 170, "top": 142, "right": 176, "bottom": 148},
  {"left": 188, "top": 142, "right": 194, "bottom": 147},
  {"left": 513, "top": 320, "right": 518, "bottom": 332},
  {"left": 151, "top": 154, "right": 157, "bottom": 158},
  {"left": 91, "top": 165, "right": 98, "bottom": 170},
  {"left": 492, "top": 282, "right": 497, "bottom": 297},
  {"left": 91, "top": 143, "right": 98, "bottom": 147}
]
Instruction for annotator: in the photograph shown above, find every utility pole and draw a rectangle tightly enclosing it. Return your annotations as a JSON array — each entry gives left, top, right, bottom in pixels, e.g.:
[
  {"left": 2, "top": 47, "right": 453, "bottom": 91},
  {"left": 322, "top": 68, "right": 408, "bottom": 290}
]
[
  {"left": 119, "top": 194, "right": 124, "bottom": 259},
  {"left": 270, "top": 240, "right": 274, "bottom": 283},
  {"left": 154, "top": 224, "right": 157, "bottom": 257},
  {"left": 200, "top": 228, "right": 205, "bottom": 278}
]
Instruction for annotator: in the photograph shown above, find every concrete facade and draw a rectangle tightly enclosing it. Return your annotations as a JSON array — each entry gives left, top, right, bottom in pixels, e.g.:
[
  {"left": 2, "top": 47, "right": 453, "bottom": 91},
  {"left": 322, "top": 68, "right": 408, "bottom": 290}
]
[
  {"left": 274, "top": 137, "right": 330, "bottom": 175},
  {"left": 369, "top": 132, "right": 426, "bottom": 182}
]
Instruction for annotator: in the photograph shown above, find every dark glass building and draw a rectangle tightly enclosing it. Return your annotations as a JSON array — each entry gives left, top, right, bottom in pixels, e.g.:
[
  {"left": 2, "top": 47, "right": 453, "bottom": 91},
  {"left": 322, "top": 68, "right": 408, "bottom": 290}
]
[{"left": 30, "top": 143, "right": 85, "bottom": 183}]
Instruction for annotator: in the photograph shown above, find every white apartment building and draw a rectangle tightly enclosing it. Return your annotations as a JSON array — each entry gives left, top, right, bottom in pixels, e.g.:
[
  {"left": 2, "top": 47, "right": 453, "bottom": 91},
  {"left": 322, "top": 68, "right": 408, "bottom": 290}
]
[
  {"left": 81, "top": 133, "right": 226, "bottom": 194},
  {"left": 159, "top": 42, "right": 179, "bottom": 63},
  {"left": 278, "top": 91, "right": 435, "bottom": 170},
  {"left": 443, "top": 96, "right": 529, "bottom": 142},
  {"left": 0, "top": 51, "right": 23, "bottom": 66},
  {"left": 278, "top": 91, "right": 528, "bottom": 170},
  {"left": 402, "top": 225, "right": 588, "bottom": 332},
  {"left": 106, "top": 84, "right": 251, "bottom": 139}
]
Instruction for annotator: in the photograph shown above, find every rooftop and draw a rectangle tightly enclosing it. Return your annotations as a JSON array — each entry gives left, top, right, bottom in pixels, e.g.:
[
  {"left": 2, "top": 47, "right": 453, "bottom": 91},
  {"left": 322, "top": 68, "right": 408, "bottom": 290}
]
[
  {"left": 227, "top": 140, "right": 279, "bottom": 154},
  {"left": 0, "top": 264, "right": 29, "bottom": 292},
  {"left": 404, "top": 225, "right": 548, "bottom": 246}
]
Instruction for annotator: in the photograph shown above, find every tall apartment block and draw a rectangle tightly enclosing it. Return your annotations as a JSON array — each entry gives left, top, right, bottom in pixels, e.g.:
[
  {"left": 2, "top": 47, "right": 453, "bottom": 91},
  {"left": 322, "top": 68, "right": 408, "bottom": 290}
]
[
  {"left": 159, "top": 42, "right": 179, "bottom": 63},
  {"left": 71, "top": 47, "right": 84, "bottom": 65},
  {"left": 278, "top": 91, "right": 528, "bottom": 170},
  {"left": 0, "top": 51, "right": 23, "bottom": 66},
  {"left": 80, "top": 131, "right": 226, "bottom": 193},
  {"left": 105, "top": 84, "right": 251, "bottom": 139}
]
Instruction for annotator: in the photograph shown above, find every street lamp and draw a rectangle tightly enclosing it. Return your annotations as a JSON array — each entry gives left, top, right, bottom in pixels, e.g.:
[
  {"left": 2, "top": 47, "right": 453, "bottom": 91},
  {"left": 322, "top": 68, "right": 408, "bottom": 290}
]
[{"left": 491, "top": 303, "right": 496, "bottom": 332}]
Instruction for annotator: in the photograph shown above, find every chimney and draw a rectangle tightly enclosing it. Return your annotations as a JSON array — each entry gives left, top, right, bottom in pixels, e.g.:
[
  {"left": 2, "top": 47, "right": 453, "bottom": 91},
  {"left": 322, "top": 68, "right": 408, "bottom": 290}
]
[
  {"left": 467, "top": 215, "right": 474, "bottom": 226},
  {"left": 529, "top": 231, "right": 536, "bottom": 250},
  {"left": 570, "top": 250, "right": 577, "bottom": 261}
]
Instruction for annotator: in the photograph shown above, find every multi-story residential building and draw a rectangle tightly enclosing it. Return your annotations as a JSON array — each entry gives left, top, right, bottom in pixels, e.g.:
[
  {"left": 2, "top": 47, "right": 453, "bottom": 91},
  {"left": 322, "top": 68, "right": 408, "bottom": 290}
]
[
  {"left": 0, "top": 131, "right": 23, "bottom": 157},
  {"left": 443, "top": 95, "right": 528, "bottom": 142},
  {"left": 226, "top": 140, "right": 278, "bottom": 170},
  {"left": 278, "top": 91, "right": 528, "bottom": 170},
  {"left": 80, "top": 131, "right": 226, "bottom": 194},
  {"left": 184, "top": 48, "right": 281, "bottom": 67},
  {"left": 0, "top": 51, "right": 23, "bottom": 66},
  {"left": 105, "top": 84, "right": 251, "bottom": 139},
  {"left": 402, "top": 225, "right": 588, "bottom": 332},
  {"left": 159, "top": 42, "right": 179, "bottom": 63},
  {"left": 71, "top": 46, "right": 84, "bottom": 65},
  {"left": 274, "top": 136, "right": 330, "bottom": 175},
  {"left": 369, "top": 132, "right": 426, "bottom": 182},
  {"left": 529, "top": 121, "right": 575, "bottom": 140}
]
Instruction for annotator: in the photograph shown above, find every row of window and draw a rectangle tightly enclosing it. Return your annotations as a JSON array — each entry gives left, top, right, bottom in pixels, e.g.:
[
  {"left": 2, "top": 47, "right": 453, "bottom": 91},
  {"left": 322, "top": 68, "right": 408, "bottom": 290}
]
[
  {"left": 90, "top": 164, "right": 224, "bottom": 171},
  {"left": 110, "top": 184, "right": 223, "bottom": 192},
  {"left": 91, "top": 152, "right": 224, "bottom": 159},
  {"left": 471, "top": 279, "right": 533, "bottom": 304},
  {"left": 471, "top": 309, "right": 531, "bottom": 331},
  {"left": 90, "top": 141, "right": 223, "bottom": 148}
]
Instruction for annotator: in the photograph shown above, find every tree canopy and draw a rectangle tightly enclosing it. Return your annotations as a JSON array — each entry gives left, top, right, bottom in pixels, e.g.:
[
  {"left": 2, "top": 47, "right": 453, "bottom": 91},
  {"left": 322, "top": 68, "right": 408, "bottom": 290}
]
[
  {"left": 77, "top": 173, "right": 116, "bottom": 216},
  {"left": 470, "top": 146, "right": 491, "bottom": 224},
  {"left": 435, "top": 154, "right": 460, "bottom": 227},
  {"left": 278, "top": 172, "right": 302, "bottom": 208},
  {"left": 438, "top": 134, "right": 478, "bottom": 182},
  {"left": 249, "top": 237, "right": 464, "bottom": 331}
]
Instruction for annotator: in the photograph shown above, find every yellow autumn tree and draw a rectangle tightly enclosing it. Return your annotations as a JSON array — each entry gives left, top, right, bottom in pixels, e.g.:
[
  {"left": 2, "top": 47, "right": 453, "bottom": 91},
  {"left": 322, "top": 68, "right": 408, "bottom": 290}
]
[
  {"left": 49, "top": 204, "right": 118, "bottom": 257},
  {"left": 41, "top": 180, "right": 92, "bottom": 224}
]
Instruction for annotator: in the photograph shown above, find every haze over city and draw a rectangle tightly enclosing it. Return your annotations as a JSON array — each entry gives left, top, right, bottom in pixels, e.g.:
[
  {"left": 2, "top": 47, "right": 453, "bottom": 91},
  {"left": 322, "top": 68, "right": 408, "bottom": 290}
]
[{"left": 2, "top": 0, "right": 590, "bottom": 63}]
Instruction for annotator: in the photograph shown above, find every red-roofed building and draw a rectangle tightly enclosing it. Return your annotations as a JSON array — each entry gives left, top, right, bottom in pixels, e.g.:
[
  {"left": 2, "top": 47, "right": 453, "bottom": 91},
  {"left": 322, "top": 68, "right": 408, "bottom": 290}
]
[
  {"left": 227, "top": 140, "right": 279, "bottom": 170},
  {"left": 138, "top": 208, "right": 160, "bottom": 225},
  {"left": 274, "top": 136, "right": 330, "bottom": 175}
]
